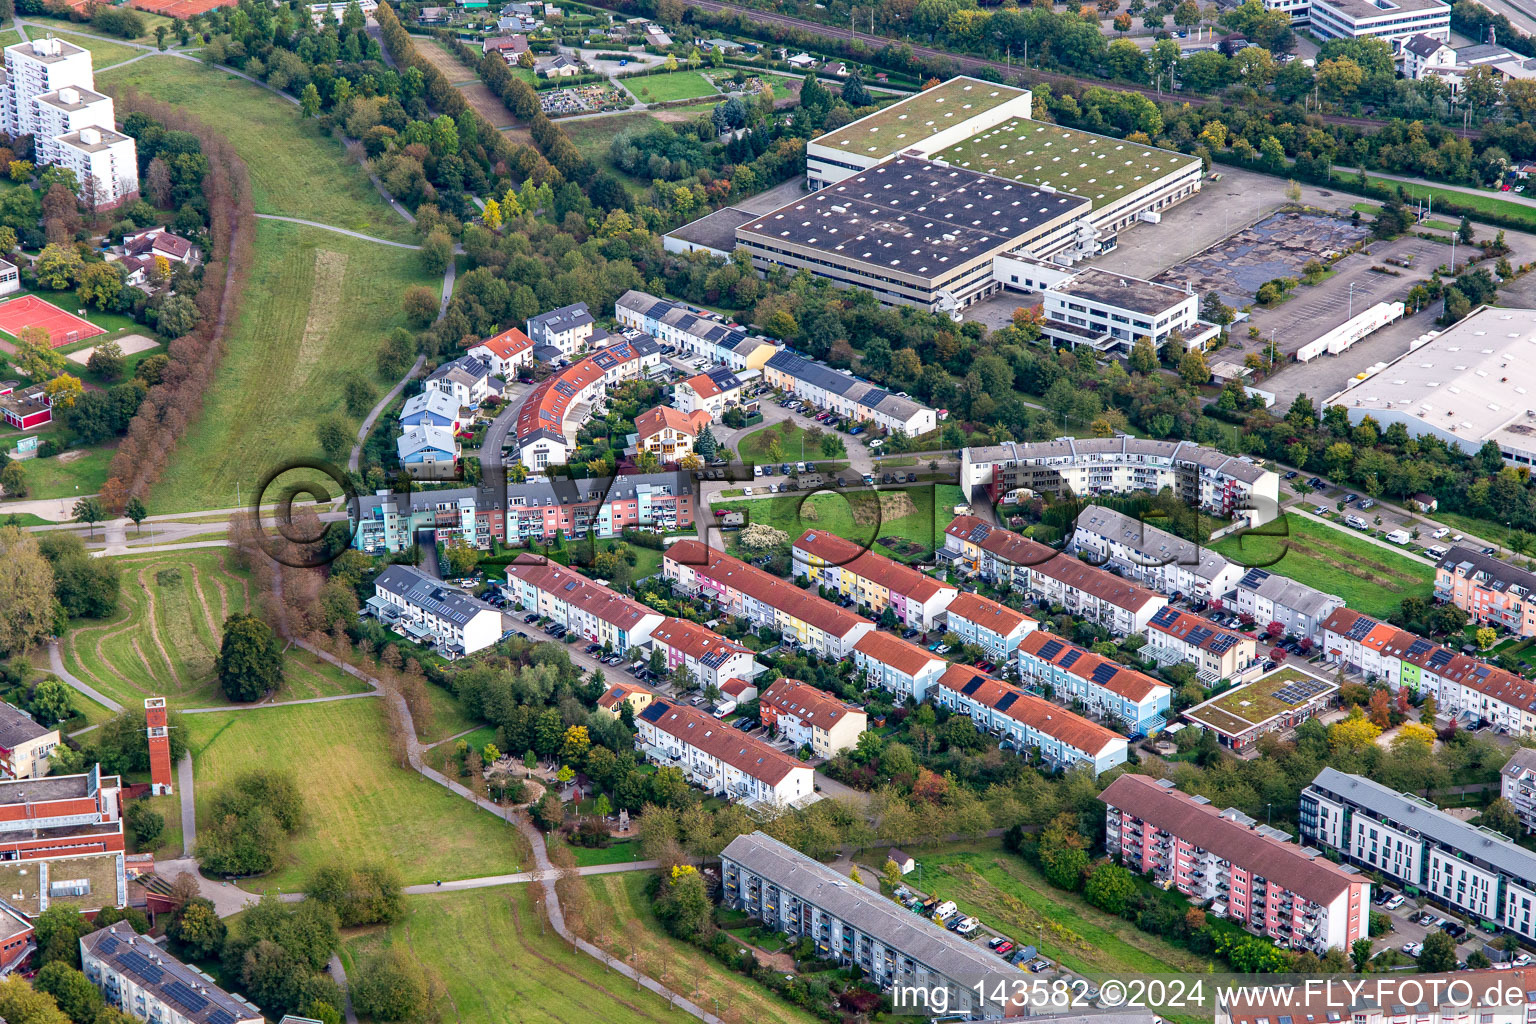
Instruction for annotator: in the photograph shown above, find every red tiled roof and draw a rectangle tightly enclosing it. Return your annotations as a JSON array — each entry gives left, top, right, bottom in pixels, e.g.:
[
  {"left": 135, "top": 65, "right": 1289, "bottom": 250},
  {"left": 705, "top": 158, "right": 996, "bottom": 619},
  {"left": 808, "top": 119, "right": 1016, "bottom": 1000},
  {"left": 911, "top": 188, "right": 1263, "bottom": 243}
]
[
  {"left": 852, "top": 630, "right": 942, "bottom": 677},
  {"left": 473, "top": 326, "right": 533, "bottom": 360},
  {"left": 1017, "top": 630, "right": 1166, "bottom": 703},
  {"left": 945, "top": 515, "right": 1056, "bottom": 567},
  {"left": 1100, "top": 774, "right": 1360, "bottom": 905},
  {"left": 650, "top": 617, "right": 751, "bottom": 663},
  {"left": 945, "top": 591, "right": 1035, "bottom": 637},
  {"left": 1147, "top": 609, "right": 1254, "bottom": 655},
  {"left": 515, "top": 339, "right": 650, "bottom": 447},
  {"left": 635, "top": 405, "right": 711, "bottom": 441},
  {"left": 505, "top": 556, "right": 659, "bottom": 632},
  {"left": 642, "top": 698, "right": 805, "bottom": 785},
  {"left": 597, "top": 680, "right": 649, "bottom": 709},
  {"left": 794, "top": 529, "right": 955, "bottom": 605},
  {"left": 664, "top": 540, "right": 871, "bottom": 639},
  {"left": 935, "top": 664, "right": 1122, "bottom": 756},
  {"left": 1033, "top": 553, "right": 1162, "bottom": 613},
  {"left": 720, "top": 677, "right": 755, "bottom": 698},
  {"left": 760, "top": 678, "right": 864, "bottom": 730},
  {"left": 680, "top": 372, "right": 722, "bottom": 400}
]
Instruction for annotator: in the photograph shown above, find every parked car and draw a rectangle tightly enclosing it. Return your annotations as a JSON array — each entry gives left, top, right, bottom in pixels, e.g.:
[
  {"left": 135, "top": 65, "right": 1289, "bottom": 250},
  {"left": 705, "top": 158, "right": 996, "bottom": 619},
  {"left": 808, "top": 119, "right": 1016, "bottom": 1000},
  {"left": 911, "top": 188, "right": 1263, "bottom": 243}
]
[
  {"left": 1432, "top": 527, "right": 1451, "bottom": 539},
  {"left": 1402, "top": 942, "right": 1424, "bottom": 957}
]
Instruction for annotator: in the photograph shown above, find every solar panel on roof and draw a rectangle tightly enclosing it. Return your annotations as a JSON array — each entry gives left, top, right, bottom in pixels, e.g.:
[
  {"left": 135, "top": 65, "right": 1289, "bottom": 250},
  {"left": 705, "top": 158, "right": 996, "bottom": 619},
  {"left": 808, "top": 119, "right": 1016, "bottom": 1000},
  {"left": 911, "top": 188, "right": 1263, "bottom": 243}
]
[
  {"left": 996, "top": 692, "right": 1018, "bottom": 713},
  {"left": 1059, "top": 648, "right": 1082, "bottom": 669},
  {"left": 1037, "top": 638, "right": 1064, "bottom": 660},
  {"left": 1345, "top": 616, "right": 1376, "bottom": 640},
  {"left": 962, "top": 677, "right": 984, "bottom": 696},
  {"left": 1187, "top": 626, "right": 1213, "bottom": 647},
  {"left": 1090, "top": 663, "right": 1118, "bottom": 685},
  {"left": 1151, "top": 606, "right": 1179, "bottom": 627},
  {"left": 165, "top": 981, "right": 209, "bottom": 1014},
  {"left": 1406, "top": 638, "right": 1434, "bottom": 657}
]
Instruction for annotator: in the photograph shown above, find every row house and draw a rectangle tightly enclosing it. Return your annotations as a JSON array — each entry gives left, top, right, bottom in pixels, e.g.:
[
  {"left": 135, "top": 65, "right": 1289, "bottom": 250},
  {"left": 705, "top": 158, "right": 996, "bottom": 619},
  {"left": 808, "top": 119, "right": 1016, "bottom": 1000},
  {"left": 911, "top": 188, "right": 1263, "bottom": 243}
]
[
  {"left": 1230, "top": 567, "right": 1344, "bottom": 644},
  {"left": 647, "top": 617, "right": 759, "bottom": 693},
  {"left": 634, "top": 406, "right": 712, "bottom": 462},
  {"left": 673, "top": 366, "right": 749, "bottom": 418},
  {"left": 1067, "top": 504, "right": 1243, "bottom": 602},
  {"left": 636, "top": 700, "right": 813, "bottom": 807},
  {"left": 504, "top": 472, "right": 693, "bottom": 544},
  {"left": 616, "top": 290, "right": 780, "bottom": 372},
  {"left": 759, "top": 678, "right": 867, "bottom": 758},
  {"left": 351, "top": 486, "right": 504, "bottom": 554},
  {"left": 792, "top": 529, "right": 957, "bottom": 631},
  {"left": 468, "top": 325, "right": 535, "bottom": 379},
  {"left": 1320, "top": 607, "right": 1536, "bottom": 734},
  {"left": 1503, "top": 748, "right": 1536, "bottom": 834},
  {"left": 514, "top": 335, "right": 663, "bottom": 470},
  {"left": 959, "top": 438, "right": 1280, "bottom": 524},
  {"left": 526, "top": 301, "right": 594, "bottom": 360},
  {"left": 1015, "top": 630, "right": 1171, "bottom": 736},
  {"left": 720, "top": 831, "right": 1013, "bottom": 1019},
  {"left": 941, "top": 516, "right": 1166, "bottom": 636},
  {"left": 763, "top": 350, "right": 936, "bottom": 437},
  {"left": 663, "top": 540, "right": 874, "bottom": 658},
  {"left": 1436, "top": 546, "right": 1536, "bottom": 638},
  {"left": 370, "top": 565, "right": 503, "bottom": 657},
  {"left": 933, "top": 664, "right": 1128, "bottom": 775},
  {"left": 941, "top": 592, "right": 1037, "bottom": 662},
  {"left": 1105, "top": 774, "right": 1368, "bottom": 955},
  {"left": 1300, "top": 767, "right": 1536, "bottom": 944},
  {"left": 1143, "top": 607, "right": 1260, "bottom": 684},
  {"left": 851, "top": 631, "right": 948, "bottom": 702},
  {"left": 503, "top": 557, "right": 661, "bottom": 656}
]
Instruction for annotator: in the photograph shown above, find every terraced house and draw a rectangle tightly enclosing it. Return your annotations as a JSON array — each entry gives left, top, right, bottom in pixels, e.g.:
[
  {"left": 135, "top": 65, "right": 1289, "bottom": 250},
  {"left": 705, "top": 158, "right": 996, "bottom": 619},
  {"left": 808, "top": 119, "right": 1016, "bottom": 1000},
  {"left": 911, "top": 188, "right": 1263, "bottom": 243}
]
[
  {"left": 941, "top": 591, "right": 1038, "bottom": 662},
  {"left": 514, "top": 335, "right": 663, "bottom": 470},
  {"left": 933, "top": 664, "right": 1128, "bottom": 774},
  {"left": 646, "top": 617, "right": 759, "bottom": 693},
  {"left": 1320, "top": 607, "right": 1536, "bottom": 733},
  {"left": 664, "top": 541, "right": 874, "bottom": 658},
  {"left": 1436, "top": 546, "right": 1536, "bottom": 639},
  {"left": 1067, "top": 504, "right": 1242, "bottom": 601},
  {"left": 504, "top": 472, "right": 694, "bottom": 543},
  {"left": 1300, "top": 767, "right": 1536, "bottom": 944},
  {"left": 941, "top": 516, "right": 1167, "bottom": 635},
  {"left": 616, "top": 290, "right": 779, "bottom": 372},
  {"left": 636, "top": 700, "right": 814, "bottom": 807},
  {"left": 851, "top": 631, "right": 948, "bottom": 702},
  {"left": 720, "top": 831, "right": 1013, "bottom": 1019},
  {"left": 1232, "top": 567, "right": 1344, "bottom": 645},
  {"left": 792, "top": 529, "right": 956, "bottom": 630},
  {"left": 763, "top": 351, "right": 938, "bottom": 436},
  {"left": 1143, "top": 607, "right": 1260, "bottom": 684},
  {"left": 759, "top": 678, "right": 866, "bottom": 757},
  {"left": 370, "top": 566, "right": 503, "bottom": 657},
  {"left": 1015, "top": 630, "right": 1171, "bottom": 736},
  {"left": 1105, "top": 774, "right": 1369, "bottom": 954},
  {"left": 503, "top": 557, "right": 662, "bottom": 656}
]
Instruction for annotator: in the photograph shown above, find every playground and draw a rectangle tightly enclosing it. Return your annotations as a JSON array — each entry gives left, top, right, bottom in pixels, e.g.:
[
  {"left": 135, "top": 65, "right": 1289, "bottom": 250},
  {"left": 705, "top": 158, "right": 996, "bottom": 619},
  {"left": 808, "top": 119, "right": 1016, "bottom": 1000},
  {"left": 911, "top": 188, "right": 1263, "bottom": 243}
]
[{"left": 0, "top": 295, "right": 106, "bottom": 348}]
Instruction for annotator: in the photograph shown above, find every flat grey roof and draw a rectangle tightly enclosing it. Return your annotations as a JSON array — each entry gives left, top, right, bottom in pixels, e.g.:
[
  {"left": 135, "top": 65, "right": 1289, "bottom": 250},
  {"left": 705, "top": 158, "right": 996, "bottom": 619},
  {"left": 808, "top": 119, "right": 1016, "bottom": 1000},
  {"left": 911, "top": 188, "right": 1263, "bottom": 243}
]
[
  {"left": 1310, "top": 767, "right": 1536, "bottom": 883},
  {"left": 667, "top": 207, "right": 754, "bottom": 253},
  {"left": 722, "top": 831, "right": 1005, "bottom": 984},
  {"left": 1056, "top": 268, "right": 1191, "bottom": 317},
  {"left": 1312, "top": 0, "right": 1449, "bottom": 21},
  {"left": 737, "top": 156, "right": 1089, "bottom": 279}
]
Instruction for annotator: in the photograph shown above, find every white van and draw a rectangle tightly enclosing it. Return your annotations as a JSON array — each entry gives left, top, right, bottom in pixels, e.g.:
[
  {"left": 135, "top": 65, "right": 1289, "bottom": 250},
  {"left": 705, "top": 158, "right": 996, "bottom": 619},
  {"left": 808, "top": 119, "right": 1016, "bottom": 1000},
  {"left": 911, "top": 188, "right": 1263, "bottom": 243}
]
[
  {"left": 1345, "top": 514, "right": 1369, "bottom": 530},
  {"left": 932, "top": 900, "right": 958, "bottom": 921},
  {"left": 1385, "top": 529, "right": 1411, "bottom": 545}
]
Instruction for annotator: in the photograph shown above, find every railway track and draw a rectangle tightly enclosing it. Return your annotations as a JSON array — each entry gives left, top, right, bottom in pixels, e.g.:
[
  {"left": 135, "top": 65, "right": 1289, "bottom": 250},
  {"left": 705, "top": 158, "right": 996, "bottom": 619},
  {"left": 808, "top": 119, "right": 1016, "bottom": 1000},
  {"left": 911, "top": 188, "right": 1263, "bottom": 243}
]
[{"left": 654, "top": 0, "right": 1483, "bottom": 139}]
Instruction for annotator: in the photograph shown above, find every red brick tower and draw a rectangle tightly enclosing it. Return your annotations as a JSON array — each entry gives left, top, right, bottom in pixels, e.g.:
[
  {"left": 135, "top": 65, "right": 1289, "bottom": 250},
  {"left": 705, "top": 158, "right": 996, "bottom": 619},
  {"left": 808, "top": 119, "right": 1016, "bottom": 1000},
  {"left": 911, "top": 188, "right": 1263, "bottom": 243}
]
[{"left": 145, "top": 697, "right": 173, "bottom": 795}]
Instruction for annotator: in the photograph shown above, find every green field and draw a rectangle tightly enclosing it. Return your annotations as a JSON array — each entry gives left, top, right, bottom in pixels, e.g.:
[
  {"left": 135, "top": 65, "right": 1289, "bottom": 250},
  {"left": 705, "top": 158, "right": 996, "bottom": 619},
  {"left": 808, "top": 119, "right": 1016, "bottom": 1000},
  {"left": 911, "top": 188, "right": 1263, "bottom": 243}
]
[
  {"left": 98, "top": 57, "right": 416, "bottom": 241},
  {"left": 720, "top": 485, "right": 960, "bottom": 562},
  {"left": 60, "top": 547, "right": 372, "bottom": 708},
  {"left": 147, "top": 219, "right": 437, "bottom": 511},
  {"left": 8, "top": 445, "right": 115, "bottom": 501},
  {"left": 554, "top": 836, "right": 647, "bottom": 867},
  {"left": 43, "top": 30, "right": 140, "bottom": 69},
  {"left": 21, "top": 12, "right": 178, "bottom": 46},
  {"left": 187, "top": 699, "right": 531, "bottom": 889},
  {"left": 343, "top": 888, "right": 712, "bottom": 1024},
  {"left": 133, "top": 791, "right": 185, "bottom": 858},
  {"left": 1213, "top": 512, "right": 1433, "bottom": 618},
  {"left": 879, "top": 840, "right": 1215, "bottom": 976},
  {"left": 583, "top": 871, "right": 822, "bottom": 1024},
  {"left": 624, "top": 70, "right": 717, "bottom": 103},
  {"left": 1357, "top": 173, "right": 1536, "bottom": 232}
]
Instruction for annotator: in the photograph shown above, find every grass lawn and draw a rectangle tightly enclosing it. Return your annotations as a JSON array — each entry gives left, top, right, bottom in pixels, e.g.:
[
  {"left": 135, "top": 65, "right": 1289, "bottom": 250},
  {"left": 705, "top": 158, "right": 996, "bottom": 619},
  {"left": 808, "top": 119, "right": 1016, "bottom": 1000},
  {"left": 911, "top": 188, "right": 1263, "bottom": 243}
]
[
  {"left": 583, "top": 872, "right": 823, "bottom": 1024},
  {"left": 551, "top": 835, "right": 647, "bottom": 867},
  {"left": 342, "top": 887, "right": 711, "bottom": 1024},
  {"left": 1358, "top": 173, "right": 1536, "bottom": 232},
  {"left": 60, "top": 547, "right": 371, "bottom": 709},
  {"left": 99, "top": 57, "right": 416, "bottom": 241},
  {"left": 147, "top": 219, "right": 437, "bottom": 511},
  {"left": 1424, "top": 509, "right": 1515, "bottom": 547},
  {"left": 738, "top": 422, "right": 821, "bottom": 464},
  {"left": 132, "top": 792, "right": 185, "bottom": 858},
  {"left": 880, "top": 839, "right": 1215, "bottom": 976},
  {"left": 417, "top": 679, "right": 484, "bottom": 743},
  {"left": 188, "top": 699, "right": 531, "bottom": 889},
  {"left": 1213, "top": 512, "right": 1433, "bottom": 618},
  {"left": 38, "top": 29, "right": 141, "bottom": 69},
  {"left": 21, "top": 12, "right": 177, "bottom": 46},
  {"left": 0, "top": 28, "right": 20, "bottom": 48},
  {"left": 720, "top": 487, "right": 948, "bottom": 563},
  {"left": 423, "top": 724, "right": 497, "bottom": 776},
  {"left": 11, "top": 444, "right": 115, "bottom": 500},
  {"left": 623, "top": 70, "right": 717, "bottom": 103}
]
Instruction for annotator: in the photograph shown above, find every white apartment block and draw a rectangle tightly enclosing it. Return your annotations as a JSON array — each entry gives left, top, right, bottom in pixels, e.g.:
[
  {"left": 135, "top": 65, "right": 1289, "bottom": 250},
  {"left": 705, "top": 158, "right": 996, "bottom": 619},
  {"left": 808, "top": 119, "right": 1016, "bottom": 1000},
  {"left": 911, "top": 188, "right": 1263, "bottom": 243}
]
[
  {"left": 0, "top": 702, "right": 60, "bottom": 779},
  {"left": 759, "top": 678, "right": 867, "bottom": 758},
  {"left": 1027, "top": 263, "right": 1220, "bottom": 356},
  {"left": 1068, "top": 504, "right": 1243, "bottom": 602},
  {"left": 942, "top": 591, "right": 1038, "bottom": 663},
  {"left": 792, "top": 529, "right": 956, "bottom": 631},
  {"left": 961, "top": 438, "right": 1280, "bottom": 525},
  {"left": 636, "top": 699, "right": 813, "bottom": 807},
  {"left": 3, "top": 38, "right": 138, "bottom": 210},
  {"left": 934, "top": 664, "right": 1128, "bottom": 775},
  {"left": 1108, "top": 774, "right": 1370, "bottom": 955},
  {"left": 1260, "top": 0, "right": 1311, "bottom": 23},
  {"left": 647, "top": 616, "right": 759, "bottom": 693},
  {"left": 1308, "top": 0, "right": 1450, "bottom": 50},
  {"left": 82, "top": 923, "right": 263, "bottom": 1024},
  {"left": 503, "top": 557, "right": 661, "bottom": 656},
  {"left": 851, "top": 631, "right": 948, "bottom": 702},
  {"left": 1233, "top": 567, "right": 1344, "bottom": 644},
  {"left": 369, "top": 565, "right": 502, "bottom": 657},
  {"left": 721, "top": 832, "right": 1012, "bottom": 1019},
  {"left": 1301, "top": 767, "right": 1536, "bottom": 943},
  {"left": 1501, "top": 748, "right": 1536, "bottom": 834}
]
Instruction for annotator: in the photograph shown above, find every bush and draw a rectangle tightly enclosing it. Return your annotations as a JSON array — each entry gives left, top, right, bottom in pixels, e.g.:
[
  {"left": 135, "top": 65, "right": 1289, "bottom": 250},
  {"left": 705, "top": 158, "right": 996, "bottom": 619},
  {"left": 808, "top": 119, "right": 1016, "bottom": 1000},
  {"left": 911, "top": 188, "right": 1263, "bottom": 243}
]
[
  {"left": 125, "top": 800, "right": 165, "bottom": 848},
  {"left": 195, "top": 770, "right": 304, "bottom": 876},
  {"left": 350, "top": 947, "right": 436, "bottom": 1023},
  {"left": 306, "top": 863, "right": 405, "bottom": 926}
]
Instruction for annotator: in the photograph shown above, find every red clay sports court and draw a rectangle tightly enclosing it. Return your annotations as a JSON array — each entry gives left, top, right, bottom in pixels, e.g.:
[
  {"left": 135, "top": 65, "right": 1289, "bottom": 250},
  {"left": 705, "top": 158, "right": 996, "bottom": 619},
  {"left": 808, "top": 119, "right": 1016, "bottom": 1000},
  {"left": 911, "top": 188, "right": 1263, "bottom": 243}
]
[{"left": 0, "top": 295, "right": 105, "bottom": 348}]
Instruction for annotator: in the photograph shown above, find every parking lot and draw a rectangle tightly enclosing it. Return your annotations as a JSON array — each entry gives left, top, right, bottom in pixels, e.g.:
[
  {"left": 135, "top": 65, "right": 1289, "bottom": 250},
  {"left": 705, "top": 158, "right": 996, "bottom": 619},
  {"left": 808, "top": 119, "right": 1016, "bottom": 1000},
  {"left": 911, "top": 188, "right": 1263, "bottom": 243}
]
[{"left": 1369, "top": 884, "right": 1532, "bottom": 968}]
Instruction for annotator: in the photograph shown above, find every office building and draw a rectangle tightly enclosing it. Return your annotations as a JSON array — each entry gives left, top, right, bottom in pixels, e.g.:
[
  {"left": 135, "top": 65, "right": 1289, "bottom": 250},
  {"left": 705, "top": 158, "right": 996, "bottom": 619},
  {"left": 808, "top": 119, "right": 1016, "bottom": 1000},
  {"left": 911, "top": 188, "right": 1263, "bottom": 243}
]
[{"left": 1308, "top": 0, "right": 1449, "bottom": 51}]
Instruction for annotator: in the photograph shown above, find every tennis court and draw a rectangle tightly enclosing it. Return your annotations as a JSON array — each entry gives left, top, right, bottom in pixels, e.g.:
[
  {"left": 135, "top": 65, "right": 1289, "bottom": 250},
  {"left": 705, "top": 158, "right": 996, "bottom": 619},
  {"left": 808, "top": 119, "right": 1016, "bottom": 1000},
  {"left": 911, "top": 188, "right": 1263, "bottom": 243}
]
[{"left": 0, "top": 295, "right": 105, "bottom": 348}]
